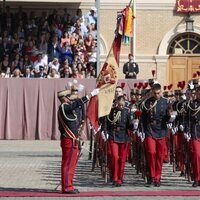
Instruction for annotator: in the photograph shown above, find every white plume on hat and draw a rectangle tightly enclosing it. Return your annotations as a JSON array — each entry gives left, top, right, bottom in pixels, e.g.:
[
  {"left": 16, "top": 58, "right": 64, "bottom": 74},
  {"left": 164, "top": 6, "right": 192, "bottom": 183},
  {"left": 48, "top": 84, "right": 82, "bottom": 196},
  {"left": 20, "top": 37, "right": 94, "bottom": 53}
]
[
  {"left": 73, "top": 79, "right": 78, "bottom": 84},
  {"left": 90, "top": 6, "right": 97, "bottom": 12},
  {"left": 153, "top": 80, "right": 159, "bottom": 84},
  {"left": 78, "top": 84, "right": 85, "bottom": 92},
  {"left": 68, "top": 81, "right": 73, "bottom": 87},
  {"left": 66, "top": 80, "right": 85, "bottom": 93}
]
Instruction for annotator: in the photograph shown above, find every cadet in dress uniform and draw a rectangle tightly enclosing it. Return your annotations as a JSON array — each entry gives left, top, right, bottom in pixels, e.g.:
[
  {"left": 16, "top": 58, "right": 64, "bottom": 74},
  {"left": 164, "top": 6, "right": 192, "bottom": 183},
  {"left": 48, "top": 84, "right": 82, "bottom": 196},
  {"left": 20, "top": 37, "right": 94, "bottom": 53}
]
[
  {"left": 57, "top": 88, "right": 99, "bottom": 194},
  {"left": 174, "top": 90, "right": 187, "bottom": 176},
  {"left": 109, "top": 85, "right": 131, "bottom": 179},
  {"left": 187, "top": 86, "right": 200, "bottom": 187},
  {"left": 142, "top": 83, "right": 172, "bottom": 187},
  {"left": 103, "top": 95, "right": 132, "bottom": 186}
]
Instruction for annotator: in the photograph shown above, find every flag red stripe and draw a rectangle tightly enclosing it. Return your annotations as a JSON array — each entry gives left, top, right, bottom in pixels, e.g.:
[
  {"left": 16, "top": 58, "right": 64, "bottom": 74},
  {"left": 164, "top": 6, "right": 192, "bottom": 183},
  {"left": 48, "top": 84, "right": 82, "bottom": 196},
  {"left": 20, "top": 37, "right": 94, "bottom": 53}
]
[
  {"left": 112, "top": 34, "right": 122, "bottom": 66},
  {"left": 86, "top": 95, "right": 99, "bottom": 131}
]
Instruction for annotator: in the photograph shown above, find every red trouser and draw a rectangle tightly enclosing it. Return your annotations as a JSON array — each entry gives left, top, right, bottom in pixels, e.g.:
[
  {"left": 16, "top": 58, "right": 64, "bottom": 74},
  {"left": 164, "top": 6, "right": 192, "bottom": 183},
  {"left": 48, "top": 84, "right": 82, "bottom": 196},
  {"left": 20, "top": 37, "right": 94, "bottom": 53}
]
[
  {"left": 190, "top": 139, "right": 200, "bottom": 182},
  {"left": 109, "top": 139, "right": 128, "bottom": 184},
  {"left": 61, "top": 138, "right": 79, "bottom": 192},
  {"left": 164, "top": 134, "right": 169, "bottom": 162},
  {"left": 145, "top": 136, "right": 166, "bottom": 182},
  {"left": 175, "top": 132, "right": 184, "bottom": 171}
]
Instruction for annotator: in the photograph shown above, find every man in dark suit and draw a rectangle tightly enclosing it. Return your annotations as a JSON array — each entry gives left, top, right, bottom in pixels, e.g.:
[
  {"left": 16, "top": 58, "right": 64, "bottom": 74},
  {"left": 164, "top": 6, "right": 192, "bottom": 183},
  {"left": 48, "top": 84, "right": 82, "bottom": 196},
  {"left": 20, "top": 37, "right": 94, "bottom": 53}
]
[
  {"left": 13, "top": 37, "right": 26, "bottom": 57},
  {"left": 23, "top": 67, "right": 34, "bottom": 78},
  {"left": 123, "top": 53, "right": 139, "bottom": 79},
  {"left": 0, "top": 37, "right": 12, "bottom": 55},
  {"left": 34, "top": 66, "right": 47, "bottom": 78},
  {"left": 47, "top": 35, "right": 60, "bottom": 62}
]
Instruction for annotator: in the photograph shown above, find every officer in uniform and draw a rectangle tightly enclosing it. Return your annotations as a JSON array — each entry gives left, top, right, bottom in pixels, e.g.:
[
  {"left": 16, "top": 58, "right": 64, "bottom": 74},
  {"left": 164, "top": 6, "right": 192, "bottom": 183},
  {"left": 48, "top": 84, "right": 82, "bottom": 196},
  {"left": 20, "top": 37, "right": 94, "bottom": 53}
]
[
  {"left": 142, "top": 83, "right": 172, "bottom": 187},
  {"left": 187, "top": 85, "right": 200, "bottom": 187},
  {"left": 174, "top": 89, "right": 187, "bottom": 176},
  {"left": 114, "top": 85, "right": 131, "bottom": 107},
  {"left": 57, "top": 87, "right": 99, "bottom": 194},
  {"left": 123, "top": 53, "right": 139, "bottom": 79},
  {"left": 103, "top": 95, "right": 132, "bottom": 187},
  {"left": 134, "top": 86, "right": 151, "bottom": 176},
  {"left": 105, "top": 85, "right": 129, "bottom": 182}
]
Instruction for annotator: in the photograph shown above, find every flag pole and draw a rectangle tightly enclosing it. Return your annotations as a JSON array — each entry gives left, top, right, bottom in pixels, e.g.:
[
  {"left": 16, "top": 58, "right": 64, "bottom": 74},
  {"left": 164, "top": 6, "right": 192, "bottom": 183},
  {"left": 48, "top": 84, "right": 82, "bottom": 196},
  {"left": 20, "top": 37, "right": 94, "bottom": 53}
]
[
  {"left": 133, "top": 0, "right": 136, "bottom": 62},
  {"left": 96, "top": 0, "right": 101, "bottom": 76}
]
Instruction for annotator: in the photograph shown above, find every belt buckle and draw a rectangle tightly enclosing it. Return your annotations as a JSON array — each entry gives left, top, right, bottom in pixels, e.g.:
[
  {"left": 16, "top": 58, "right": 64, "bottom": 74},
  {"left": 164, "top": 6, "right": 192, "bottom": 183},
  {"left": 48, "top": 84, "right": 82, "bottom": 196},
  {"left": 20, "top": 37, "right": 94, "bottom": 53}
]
[
  {"left": 151, "top": 120, "right": 156, "bottom": 125},
  {"left": 116, "top": 127, "right": 120, "bottom": 131}
]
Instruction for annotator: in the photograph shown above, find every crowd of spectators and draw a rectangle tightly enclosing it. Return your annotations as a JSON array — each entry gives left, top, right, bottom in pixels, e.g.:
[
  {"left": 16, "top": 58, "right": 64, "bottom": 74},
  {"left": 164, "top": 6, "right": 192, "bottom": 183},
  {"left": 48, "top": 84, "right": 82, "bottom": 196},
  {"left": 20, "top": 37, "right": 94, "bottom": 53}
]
[{"left": 0, "top": 5, "right": 97, "bottom": 79}]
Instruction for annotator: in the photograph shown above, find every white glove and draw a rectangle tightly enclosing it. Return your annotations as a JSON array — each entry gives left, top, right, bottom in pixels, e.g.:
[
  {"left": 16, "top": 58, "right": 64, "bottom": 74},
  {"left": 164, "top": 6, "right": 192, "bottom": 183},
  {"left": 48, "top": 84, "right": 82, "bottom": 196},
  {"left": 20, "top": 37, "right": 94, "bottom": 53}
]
[
  {"left": 133, "top": 119, "right": 139, "bottom": 130},
  {"left": 179, "top": 124, "right": 184, "bottom": 132},
  {"left": 169, "top": 111, "right": 177, "bottom": 122},
  {"left": 169, "top": 115, "right": 176, "bottom": 122},
  {"left": 141, "top": 132, "right": 145, "bottom": 142},
  {"left": 101, "top": 131, "right": 107, "bottom": 141},
  {"left": 131, "top": 107, "right": 137, "bottom": 112},
  {"left": 91, "top": 88, "right": 100, "bottom": 97},
  {"left": 167, "top": 123, "right": 172, "bottom": 129},
  {"left": 181, "top": 95, "right": 186, "bottom": 100},
  {"left": 188, "top": 83, "right": 194, "bottom": 90},
  {"left": 184, "top": 133, "right": 191, "bottom": 142},
  {"left": 171, "top": 128, "right": 176, "bottom": 135},
  {"left": 137, "top": 131, "right": 141, "bottom": 137}
]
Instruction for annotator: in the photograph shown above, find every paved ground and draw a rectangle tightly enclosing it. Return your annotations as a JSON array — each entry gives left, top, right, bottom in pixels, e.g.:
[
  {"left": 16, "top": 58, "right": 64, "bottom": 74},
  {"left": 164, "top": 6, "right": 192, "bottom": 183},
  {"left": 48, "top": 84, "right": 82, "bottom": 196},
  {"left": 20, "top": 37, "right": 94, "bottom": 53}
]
[{"left": 0, "top": 140, "right": 200, "bottom": 200}]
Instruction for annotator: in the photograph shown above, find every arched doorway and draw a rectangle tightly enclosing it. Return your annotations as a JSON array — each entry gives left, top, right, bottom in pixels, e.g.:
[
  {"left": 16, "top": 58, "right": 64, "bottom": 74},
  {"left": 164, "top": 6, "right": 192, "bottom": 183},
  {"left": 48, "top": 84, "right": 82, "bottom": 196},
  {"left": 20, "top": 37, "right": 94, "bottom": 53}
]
[{"left": 168, "top": 32, "right": 200, "bottom": 88}]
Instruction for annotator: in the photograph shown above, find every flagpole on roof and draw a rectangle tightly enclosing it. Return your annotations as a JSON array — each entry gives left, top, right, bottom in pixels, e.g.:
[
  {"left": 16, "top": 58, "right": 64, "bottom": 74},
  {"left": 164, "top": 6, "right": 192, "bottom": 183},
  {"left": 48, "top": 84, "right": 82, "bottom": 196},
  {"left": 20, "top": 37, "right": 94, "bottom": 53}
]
[
  {"left": 96, "top": 0, "right": 101, "bottom": 76},
  {"left": 133, "top": 0, "right": 136, "bottom": 62}
]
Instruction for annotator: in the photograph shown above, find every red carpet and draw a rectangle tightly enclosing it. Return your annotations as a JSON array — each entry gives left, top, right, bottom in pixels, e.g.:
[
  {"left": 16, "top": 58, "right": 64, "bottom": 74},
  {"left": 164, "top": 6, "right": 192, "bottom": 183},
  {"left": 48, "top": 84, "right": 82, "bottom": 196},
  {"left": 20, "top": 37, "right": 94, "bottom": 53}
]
[{"left": 1, "top": 190, "right": 200, "bottom": 197}]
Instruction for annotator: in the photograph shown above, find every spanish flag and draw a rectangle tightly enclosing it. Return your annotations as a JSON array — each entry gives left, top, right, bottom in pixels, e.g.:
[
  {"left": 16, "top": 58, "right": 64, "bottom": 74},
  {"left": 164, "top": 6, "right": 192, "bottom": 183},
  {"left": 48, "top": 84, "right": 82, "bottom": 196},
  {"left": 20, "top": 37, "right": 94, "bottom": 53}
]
[
  {"left": 87, "top": 0, "right": 134, "bottom": 131},
  {"left": 87, "top": 34, "right": 122, "bottom": 131},
  {"left": 118, "top": 1, "right": 134, "bottom": 45}
]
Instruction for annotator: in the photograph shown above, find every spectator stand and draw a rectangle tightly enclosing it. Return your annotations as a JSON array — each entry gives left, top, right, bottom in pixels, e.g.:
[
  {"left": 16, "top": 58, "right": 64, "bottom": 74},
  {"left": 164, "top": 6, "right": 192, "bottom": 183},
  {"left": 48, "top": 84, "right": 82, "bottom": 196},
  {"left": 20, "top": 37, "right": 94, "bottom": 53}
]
[{"left": 0, "top": 3, "right": 98, "bottom": 79}]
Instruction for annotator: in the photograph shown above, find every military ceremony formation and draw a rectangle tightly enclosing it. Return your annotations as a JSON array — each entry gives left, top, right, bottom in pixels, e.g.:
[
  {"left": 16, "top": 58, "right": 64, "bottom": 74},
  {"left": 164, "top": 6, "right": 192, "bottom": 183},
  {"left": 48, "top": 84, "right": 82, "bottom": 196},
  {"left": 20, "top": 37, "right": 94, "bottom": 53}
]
[
  {"left": 57, "top": 74, "right": 200, "bottom": 194},
  {"left": 1, "top": 0, "right": 200, "bottom": 199}
]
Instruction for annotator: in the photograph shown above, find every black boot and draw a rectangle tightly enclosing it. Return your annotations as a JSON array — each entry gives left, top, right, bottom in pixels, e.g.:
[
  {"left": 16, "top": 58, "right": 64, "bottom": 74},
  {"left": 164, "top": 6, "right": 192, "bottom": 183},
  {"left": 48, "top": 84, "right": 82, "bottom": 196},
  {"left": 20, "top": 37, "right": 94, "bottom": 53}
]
[
  {"left": 154, "top": 181, "right": 161, "bottom": 187},
  {"left": 192, "top": 181, "right": 198, "bottom": 187},
  {"left": 145, "top": 177, "right": 153, "bottom": 187},
  {"left": 112, "top": 181, "right": 117, "bottom": 187},
  {"left": 179, "top": 171, "right": 185, "bottom": 177}
]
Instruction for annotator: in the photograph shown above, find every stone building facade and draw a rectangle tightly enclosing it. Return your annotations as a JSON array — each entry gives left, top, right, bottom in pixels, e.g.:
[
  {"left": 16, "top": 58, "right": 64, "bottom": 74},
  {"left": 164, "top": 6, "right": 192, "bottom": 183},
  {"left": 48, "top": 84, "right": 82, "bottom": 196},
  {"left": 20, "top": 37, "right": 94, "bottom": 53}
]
[{"left": 100, "top": 0, "right": 200, "bottom": 87}]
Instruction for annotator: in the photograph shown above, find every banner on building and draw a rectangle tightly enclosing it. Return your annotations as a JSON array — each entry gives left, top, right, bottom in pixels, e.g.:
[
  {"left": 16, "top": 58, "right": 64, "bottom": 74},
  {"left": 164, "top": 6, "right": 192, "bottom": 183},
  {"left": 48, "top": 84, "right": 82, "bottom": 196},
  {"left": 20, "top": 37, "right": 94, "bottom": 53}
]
[{"left": 176, "top": 0, "right": 200, "bottom": 13}]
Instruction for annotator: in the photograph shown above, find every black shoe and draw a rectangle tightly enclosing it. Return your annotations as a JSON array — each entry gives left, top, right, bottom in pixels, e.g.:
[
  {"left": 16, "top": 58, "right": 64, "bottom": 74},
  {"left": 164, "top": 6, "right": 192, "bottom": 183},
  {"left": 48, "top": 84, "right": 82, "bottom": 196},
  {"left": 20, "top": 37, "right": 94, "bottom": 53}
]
[
  {"left": 63, "top": 189, "right": 79, "bottom": 194},
  {"left": 192, "top": 181, "right": 198, "bottom": 187},
  {"left": 198, "top": 181, "right": 200, "bottom": 186},
  {"left": 154, "top": 181, "right": 161, "bottom": 187},
  {"left": 179, "top": 171, "right": 185, "bottom": 177},
  {"left": 112, "top": 181, "right": 117, "bottom": 187},
  {"left": 145, "top": 178, "right": 153, "bottom": 187},
  {"left": 176, "top": 165, "right": 180, "bottom": 171},
  {"left": 74, "top": 189, "right": 80, "bottom": 193},
  {"left": 116, "top": 183, "right": 122, "bottom": 187}
]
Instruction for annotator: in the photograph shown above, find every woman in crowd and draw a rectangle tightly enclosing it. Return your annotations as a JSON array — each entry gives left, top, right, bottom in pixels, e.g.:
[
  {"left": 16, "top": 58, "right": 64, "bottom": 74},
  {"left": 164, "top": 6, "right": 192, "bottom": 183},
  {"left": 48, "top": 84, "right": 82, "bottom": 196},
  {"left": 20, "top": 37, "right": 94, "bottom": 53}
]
[{"left": 0, "top": 54, "right": 10, "bottom": 73}]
